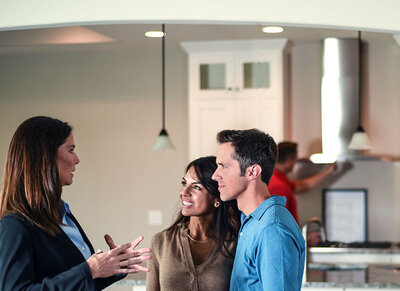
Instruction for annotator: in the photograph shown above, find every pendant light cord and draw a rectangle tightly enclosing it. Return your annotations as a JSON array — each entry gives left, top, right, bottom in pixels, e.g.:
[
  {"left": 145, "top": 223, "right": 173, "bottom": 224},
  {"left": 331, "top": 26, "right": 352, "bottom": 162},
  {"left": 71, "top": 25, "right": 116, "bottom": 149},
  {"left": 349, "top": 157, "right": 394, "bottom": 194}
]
[
  {"left": 162, "top": 24, "right": 166, "bottom": 130},
  {"left": 358, "top": 30, "right": 362, "bottom": 126},
  {"left": 153, "top": 24, "right": 174, "bottom": 150}
]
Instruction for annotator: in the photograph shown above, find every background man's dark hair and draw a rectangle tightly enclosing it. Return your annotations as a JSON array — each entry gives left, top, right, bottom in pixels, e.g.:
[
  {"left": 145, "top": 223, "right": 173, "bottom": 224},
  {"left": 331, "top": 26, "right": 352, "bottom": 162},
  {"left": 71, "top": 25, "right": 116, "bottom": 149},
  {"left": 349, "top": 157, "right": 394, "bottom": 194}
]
[
  {"left": 216, "top": 129, "right": 277, "bottom": 185},
  {"left": 277, "top": 142, "right": 298, "bottom": 164}
]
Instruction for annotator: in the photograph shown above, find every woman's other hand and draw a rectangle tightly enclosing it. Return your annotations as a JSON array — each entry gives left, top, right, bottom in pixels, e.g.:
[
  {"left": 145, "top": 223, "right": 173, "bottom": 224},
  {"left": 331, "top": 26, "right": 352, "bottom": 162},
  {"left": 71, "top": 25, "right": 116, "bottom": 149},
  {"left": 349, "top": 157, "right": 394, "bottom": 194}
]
[
  {"left": 87, "top": 241, "right": 151, "bottom": 278},
  {"left": 105, "top": 234, "right": 152, "bottom": 273}
]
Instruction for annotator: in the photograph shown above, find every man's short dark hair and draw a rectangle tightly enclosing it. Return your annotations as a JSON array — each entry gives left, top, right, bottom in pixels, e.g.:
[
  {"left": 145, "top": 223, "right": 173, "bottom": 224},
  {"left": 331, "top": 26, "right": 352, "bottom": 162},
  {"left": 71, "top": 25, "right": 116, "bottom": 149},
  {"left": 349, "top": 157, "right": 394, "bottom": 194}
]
[
  {"left": 216, "top": 129, "right": 277, "bottom": 185},
  {"left": 277, "top": 142, "right": 298, "bottom": 164}
]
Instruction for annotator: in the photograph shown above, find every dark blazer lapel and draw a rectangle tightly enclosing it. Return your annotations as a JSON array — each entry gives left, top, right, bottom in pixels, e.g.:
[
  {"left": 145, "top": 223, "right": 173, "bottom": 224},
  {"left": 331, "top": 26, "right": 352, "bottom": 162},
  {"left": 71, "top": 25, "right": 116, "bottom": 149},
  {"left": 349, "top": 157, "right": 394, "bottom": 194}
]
[
  {"left": 66, "top": 212, "right": 95, "bottom": 254},
  {"left": 54, "top": 225, "right": 86, "bottom": 263}
]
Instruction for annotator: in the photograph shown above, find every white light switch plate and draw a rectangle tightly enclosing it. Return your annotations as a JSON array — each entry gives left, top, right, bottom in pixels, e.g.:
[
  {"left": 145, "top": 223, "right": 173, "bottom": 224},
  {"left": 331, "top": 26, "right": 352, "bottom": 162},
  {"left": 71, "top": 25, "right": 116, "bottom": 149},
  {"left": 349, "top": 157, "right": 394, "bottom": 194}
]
[{"left": 148, "top": 210, "right": 163, "bottom": 226}]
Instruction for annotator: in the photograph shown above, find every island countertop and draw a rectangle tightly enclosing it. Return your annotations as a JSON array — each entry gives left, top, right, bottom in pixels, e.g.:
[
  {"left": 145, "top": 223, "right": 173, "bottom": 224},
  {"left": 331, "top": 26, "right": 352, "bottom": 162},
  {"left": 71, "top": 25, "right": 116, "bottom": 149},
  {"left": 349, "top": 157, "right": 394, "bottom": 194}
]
[{"left": 303, "top": 246, "right": 400, "bottom": 290}]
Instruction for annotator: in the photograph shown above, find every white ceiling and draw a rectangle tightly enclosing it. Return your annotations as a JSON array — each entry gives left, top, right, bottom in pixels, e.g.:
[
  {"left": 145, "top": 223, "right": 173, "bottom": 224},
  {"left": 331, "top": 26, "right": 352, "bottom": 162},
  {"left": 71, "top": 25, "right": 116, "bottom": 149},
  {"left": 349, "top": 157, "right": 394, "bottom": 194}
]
[{"left": 0, "top": 23, "right": 396, "bottom": 54}]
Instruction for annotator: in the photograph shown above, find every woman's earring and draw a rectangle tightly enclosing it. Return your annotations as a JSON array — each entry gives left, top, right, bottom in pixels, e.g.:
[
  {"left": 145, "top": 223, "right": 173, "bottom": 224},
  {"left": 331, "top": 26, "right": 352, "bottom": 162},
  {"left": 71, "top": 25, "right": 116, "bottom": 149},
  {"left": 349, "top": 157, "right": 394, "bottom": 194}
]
[{"left": 214, "top": 201, "right": 220, "bottom": 208}]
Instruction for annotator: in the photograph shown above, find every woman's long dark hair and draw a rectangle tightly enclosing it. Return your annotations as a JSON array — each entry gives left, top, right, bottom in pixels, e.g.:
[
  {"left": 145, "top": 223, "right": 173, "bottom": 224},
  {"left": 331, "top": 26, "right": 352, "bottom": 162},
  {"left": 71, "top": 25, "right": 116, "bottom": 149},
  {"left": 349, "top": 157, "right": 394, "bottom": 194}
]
[
  {"left": 167, "top": 156, "right": 241, "bottom": 259},
  {"left": 0, "top": 116, "right": 72, "bottom": 236}
]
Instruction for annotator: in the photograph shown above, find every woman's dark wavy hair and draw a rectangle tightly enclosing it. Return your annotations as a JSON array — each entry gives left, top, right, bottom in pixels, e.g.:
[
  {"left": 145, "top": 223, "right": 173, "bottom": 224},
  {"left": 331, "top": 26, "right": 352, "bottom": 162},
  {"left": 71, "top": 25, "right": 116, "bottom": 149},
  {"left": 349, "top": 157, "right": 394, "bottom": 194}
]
[
  {"left": 167, "top": 156, "right": 241, "bottom": 259},
  {"left": 0, "top": 116, "right": 72, "bottom": 236}
]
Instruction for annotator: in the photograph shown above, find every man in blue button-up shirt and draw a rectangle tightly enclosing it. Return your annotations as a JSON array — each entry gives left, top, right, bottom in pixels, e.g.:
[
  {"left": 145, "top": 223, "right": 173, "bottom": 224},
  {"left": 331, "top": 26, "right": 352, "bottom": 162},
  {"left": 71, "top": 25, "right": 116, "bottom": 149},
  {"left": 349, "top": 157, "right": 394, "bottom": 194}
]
[{"left": 212, "top": 129, "right": 305, "bottom": 291}]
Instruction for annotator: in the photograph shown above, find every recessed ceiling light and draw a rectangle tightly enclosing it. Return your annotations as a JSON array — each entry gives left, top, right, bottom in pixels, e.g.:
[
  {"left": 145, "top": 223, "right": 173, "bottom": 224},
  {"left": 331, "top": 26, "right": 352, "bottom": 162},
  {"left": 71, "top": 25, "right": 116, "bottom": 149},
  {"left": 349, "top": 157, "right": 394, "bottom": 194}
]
[
  {"left": 262, "top": 26, "right": 284, "bottom": 34},
  {"left": 145, "top": 31, "right": 165, "bottom": 38}
]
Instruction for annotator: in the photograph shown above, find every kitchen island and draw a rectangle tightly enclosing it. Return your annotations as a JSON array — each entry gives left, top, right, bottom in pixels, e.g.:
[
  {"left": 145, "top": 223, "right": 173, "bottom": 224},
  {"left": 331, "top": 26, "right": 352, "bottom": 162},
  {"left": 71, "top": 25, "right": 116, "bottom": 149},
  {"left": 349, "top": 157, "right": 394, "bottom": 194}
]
[{"left": 303, "top": 245, "right": 400, "bottom": 290}]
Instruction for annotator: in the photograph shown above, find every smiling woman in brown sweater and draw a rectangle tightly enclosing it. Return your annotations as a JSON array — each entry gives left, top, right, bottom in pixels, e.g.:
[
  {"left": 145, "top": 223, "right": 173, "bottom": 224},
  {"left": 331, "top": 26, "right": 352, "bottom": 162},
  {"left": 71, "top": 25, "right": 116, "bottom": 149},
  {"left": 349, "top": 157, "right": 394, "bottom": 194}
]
[{"left": 146, "top": 156, "right": 240, "bottom": 291}]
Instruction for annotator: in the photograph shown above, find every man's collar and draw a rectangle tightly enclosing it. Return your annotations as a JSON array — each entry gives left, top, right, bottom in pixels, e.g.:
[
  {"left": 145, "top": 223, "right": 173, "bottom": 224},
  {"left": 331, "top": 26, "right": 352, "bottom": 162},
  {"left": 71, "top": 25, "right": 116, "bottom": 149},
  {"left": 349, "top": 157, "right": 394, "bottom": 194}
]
[{"left": 248, "top": 195, "right": 287, "bottom": 220}]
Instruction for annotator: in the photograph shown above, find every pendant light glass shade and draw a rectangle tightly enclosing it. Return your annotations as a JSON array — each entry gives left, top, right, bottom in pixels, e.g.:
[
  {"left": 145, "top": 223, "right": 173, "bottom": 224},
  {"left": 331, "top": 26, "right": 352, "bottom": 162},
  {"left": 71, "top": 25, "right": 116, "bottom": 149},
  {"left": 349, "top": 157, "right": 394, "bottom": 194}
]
[
  {"left": 348, "top": 125, "right": 372, "bottom": 150},
  {"left": 348, "top": 31, "right": 372, "bottom": 151},
  {"left": 153, "top": 129, "right": 174, "bottom": 150},
  {"left": 153, "top": 24, "right": 174, "bottom": 150}
]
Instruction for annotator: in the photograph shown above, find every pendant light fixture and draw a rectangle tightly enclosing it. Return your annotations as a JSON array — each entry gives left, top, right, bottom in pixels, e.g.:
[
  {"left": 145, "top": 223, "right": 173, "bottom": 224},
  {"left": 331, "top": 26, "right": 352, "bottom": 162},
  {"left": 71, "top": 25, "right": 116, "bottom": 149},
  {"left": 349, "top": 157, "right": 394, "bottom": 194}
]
[
  {"left": 348, "top": 31, "right": 372, "bottom": 150},
  {"left": 153, "top": 24, "right": 174, "bottom": 150}
]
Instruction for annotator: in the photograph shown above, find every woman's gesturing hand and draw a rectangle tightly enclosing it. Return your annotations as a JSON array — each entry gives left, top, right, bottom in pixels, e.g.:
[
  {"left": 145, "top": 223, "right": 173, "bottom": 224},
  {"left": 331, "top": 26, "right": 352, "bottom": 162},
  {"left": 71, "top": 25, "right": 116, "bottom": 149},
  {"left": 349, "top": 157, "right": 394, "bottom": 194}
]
[
  {"left": 87, "top": 240, "right": 152, "bottom": 279},
  {"left": 106, "top": 234, "right": 152, "bottom": 273}
]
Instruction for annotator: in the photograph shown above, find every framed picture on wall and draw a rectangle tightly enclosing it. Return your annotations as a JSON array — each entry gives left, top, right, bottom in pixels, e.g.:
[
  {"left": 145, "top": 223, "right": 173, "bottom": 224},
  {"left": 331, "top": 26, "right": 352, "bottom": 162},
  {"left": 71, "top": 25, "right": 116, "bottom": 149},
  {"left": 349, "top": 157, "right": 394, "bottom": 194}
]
[{"left": 322, "top": 188, "right": 368, "bottom": 243}]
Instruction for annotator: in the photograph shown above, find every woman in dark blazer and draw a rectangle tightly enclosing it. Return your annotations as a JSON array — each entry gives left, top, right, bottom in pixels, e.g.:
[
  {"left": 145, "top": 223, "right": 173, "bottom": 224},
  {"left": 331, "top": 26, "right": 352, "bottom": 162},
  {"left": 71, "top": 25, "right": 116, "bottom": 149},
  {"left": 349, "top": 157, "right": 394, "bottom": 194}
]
[{"left": 0, "top": 116, "right": 151, "bottom": 291}]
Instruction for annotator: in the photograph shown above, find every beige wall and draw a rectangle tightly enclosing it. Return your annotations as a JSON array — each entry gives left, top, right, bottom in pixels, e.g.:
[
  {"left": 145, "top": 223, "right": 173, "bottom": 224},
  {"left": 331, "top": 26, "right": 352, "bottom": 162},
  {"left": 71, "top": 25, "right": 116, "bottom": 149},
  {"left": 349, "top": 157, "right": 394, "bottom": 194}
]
[
  {"left": 290, "top": 41, "right": 323, "bottom": 156},
  {"left": 0, "top": 31, "right": 399, "bottom": 277},
  {"left": 366, "top": 39, "right": 400, "bottom": 156}
]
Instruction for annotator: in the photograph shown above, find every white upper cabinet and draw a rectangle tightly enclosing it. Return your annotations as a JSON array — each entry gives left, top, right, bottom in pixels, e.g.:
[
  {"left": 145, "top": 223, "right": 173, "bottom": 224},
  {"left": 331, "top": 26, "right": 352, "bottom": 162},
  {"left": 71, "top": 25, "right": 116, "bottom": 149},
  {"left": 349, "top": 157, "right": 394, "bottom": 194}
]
[{"left": 181, "top": 39, "right": 290, "bottom": 160}]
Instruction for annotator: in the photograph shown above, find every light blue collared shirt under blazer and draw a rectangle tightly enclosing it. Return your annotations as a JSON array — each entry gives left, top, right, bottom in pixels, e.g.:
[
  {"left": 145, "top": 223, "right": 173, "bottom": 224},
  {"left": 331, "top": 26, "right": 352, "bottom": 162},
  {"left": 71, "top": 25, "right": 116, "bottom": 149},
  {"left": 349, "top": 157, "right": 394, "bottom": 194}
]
[
  {"left": 230, "top": 195, "right": 305, "bottom": 291},
  {"left": 59, "top": 201, "right": 92, "bottom": 260}
]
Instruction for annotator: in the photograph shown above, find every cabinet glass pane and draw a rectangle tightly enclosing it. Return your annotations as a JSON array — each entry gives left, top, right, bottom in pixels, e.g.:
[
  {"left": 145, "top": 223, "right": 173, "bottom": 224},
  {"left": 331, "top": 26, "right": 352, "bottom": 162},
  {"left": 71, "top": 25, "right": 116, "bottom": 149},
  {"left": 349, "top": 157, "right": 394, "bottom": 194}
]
[
  {"left": 243, "top": 62, "right": 270, "bottom": 88},
  {"left": 200, "top": 64, "right": 226, "bottom": 90}
]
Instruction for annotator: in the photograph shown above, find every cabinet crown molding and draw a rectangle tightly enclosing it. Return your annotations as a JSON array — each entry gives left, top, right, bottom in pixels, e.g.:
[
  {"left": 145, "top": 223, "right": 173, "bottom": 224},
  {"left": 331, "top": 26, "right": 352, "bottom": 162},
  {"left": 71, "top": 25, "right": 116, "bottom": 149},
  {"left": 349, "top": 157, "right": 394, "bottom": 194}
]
[{"left": 180, "top": 38, "right": 290, "bottom": 53}]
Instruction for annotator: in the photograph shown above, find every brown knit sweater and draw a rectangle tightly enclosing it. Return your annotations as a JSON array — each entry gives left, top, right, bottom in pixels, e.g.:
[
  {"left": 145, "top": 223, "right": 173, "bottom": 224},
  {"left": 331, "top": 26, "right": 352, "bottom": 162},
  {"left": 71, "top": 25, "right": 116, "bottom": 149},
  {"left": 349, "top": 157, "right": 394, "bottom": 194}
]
[{"left": 146, "top": 223, "right": 235, "bottom": 291}]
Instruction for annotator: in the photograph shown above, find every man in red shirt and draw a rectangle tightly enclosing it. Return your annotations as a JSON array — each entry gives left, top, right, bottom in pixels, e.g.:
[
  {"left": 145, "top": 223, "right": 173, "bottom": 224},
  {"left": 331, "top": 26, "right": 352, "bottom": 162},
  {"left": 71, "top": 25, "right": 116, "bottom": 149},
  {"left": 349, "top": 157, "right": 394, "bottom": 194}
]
[{"left": 268, "top": 142, "right": 336, "bottom": 224}]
